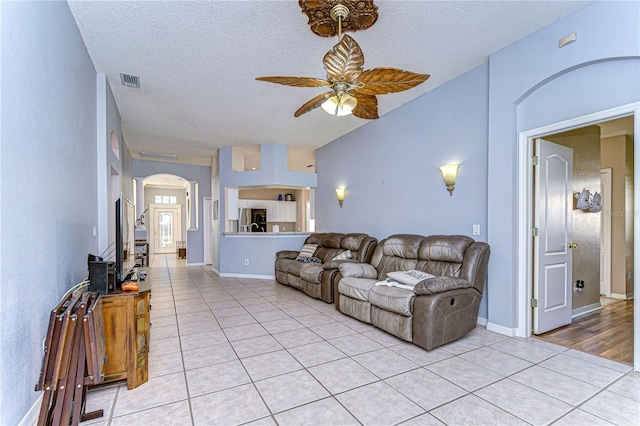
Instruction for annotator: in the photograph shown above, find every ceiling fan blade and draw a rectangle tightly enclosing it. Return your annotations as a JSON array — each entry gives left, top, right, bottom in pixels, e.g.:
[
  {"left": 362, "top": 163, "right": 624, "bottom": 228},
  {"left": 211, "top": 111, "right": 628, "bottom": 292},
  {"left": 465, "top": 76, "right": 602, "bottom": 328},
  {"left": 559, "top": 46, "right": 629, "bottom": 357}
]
[
  {"left": 294, "top": 92, "right": 333, "bottom": 117},
  {"left": 255, "top": 76, "right": 330, "bottom": 88},
  {"left": 351, "top": 92, "right": 379, "bottom": 120},
  {"left": 354, "top": 67, "right": 430, "bottom": 95},
  {"left": 323, "top": 34, "right": 364, "bottom": 82}
]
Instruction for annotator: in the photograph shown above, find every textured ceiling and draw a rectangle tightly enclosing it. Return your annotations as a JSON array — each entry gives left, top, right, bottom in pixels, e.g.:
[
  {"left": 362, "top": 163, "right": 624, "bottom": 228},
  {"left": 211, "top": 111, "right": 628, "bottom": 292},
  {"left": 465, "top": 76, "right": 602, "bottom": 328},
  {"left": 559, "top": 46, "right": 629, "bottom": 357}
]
[{"left": 68, "top": 0, "right": 590, "bottom": 167}]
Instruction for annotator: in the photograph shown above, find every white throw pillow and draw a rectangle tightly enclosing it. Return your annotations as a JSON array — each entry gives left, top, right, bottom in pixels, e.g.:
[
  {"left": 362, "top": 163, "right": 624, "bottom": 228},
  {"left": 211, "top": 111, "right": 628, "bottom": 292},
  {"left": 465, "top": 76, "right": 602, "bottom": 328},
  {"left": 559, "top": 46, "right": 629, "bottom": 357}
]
[
  {"left": 332, "top": 250, "right": 352, "bottom": 261},
  {"left": 386, "top": 270, "right": 435, "bottom": 287}
]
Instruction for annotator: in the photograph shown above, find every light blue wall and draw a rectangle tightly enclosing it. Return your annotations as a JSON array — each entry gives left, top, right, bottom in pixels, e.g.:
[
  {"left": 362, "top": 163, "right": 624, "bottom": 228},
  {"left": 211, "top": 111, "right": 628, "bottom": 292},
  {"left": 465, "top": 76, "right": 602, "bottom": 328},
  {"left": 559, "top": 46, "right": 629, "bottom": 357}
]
[
  {"left": 132, "top": 160, "right": 212, "bottom": 264},
  {"left": 0, "top": 2, "right": 99, "bottom": 424},
  {"left": 217, "top": 143, "right": 317, "bottom": 275},
  {"left": 316, "top": 63, "right": 490, "bottom": 318},
  {"left": 487, "top": 0, "right": 640, "bottom": 330},
  {"left": 315, "top": 1, "right": 640, "bottom": 329},
  {"left": 221, "top": 234, "right": 309, "bottom": 277}
]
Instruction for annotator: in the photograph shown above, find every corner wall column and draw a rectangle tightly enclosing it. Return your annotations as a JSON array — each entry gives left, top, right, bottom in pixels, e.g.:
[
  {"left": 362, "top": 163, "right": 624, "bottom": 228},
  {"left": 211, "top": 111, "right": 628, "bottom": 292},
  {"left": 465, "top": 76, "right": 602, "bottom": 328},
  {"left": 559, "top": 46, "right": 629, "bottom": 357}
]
[{"left": 134, "top": 177, "right": 145, "bottom": 218}]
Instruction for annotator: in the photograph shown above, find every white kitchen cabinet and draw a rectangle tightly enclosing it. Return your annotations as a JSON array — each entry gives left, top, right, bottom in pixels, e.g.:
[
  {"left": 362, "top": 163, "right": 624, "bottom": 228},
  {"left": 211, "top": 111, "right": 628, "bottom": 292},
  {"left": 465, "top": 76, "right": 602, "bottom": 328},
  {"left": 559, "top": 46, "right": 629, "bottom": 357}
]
[
  {"left": 284, "top": 201, "right": 297, "bottom": 222},
  {"left": 263, "top": 200, "right": 275, "bottom": 219},
  {"left": 273, "top": 202, "right": 284, "bottom": 222},
  {"left": 274, "top": 201, "right": 296, "bottom": 222},
  {"left": 238, "top": 199, "right": 262, "bottom": 208},
  {"left": 227, "top": 188, "right": 239, "bottom": 220}
]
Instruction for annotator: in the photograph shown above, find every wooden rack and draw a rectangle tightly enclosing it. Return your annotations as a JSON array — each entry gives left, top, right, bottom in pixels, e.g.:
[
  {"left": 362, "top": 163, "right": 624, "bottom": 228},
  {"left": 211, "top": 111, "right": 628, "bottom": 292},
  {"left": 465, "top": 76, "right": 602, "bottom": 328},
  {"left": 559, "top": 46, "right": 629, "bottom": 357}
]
[{"left": 35, "top": 290, "right": 106, "bottom": 425}]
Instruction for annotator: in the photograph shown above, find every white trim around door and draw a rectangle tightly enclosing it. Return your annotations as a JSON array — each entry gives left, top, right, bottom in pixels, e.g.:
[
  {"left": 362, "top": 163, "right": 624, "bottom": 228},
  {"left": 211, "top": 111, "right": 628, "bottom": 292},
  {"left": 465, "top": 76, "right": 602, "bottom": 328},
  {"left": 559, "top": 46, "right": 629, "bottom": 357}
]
[{"left": 517, "top": 102, "right": 640, "bottom": 372}]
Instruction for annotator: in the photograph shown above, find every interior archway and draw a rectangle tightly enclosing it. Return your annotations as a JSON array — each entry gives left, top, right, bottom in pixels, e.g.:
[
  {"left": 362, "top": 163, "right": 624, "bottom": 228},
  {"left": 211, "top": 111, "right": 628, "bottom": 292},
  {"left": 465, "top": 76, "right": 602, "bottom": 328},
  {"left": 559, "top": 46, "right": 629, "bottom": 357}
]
[{"left": 140, "top": 174, "right": 189, "bottom": 258}]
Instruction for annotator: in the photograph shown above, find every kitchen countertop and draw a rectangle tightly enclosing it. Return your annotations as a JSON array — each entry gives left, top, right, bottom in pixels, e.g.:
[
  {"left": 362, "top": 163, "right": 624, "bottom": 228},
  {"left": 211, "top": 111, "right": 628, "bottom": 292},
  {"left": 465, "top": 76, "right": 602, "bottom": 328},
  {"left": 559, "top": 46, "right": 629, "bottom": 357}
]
[{"left": 223, "top": 232, "right": 311, "bottom": 236}]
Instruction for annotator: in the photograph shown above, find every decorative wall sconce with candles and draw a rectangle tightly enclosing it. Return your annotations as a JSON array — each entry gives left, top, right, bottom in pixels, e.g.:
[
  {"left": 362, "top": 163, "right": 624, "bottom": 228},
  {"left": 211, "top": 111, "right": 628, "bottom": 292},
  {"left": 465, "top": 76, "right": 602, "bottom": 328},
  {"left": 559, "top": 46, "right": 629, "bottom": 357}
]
[
  {"left": 335, "top": 187, "right": 346, "bottom": 207},
  {"left": 439, "top": 164, "right": 460, "bottom": 196}
]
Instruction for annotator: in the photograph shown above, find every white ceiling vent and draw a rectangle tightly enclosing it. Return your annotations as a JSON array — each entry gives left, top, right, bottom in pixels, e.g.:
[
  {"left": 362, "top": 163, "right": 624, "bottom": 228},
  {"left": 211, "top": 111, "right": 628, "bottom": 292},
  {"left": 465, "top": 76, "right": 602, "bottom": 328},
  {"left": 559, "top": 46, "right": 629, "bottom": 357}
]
[
  {"left": 120, "top": 73, "right": 140, "bottom": 88},
  {"left": 140, "top": 151, "right": 178, "bottom": 161}
]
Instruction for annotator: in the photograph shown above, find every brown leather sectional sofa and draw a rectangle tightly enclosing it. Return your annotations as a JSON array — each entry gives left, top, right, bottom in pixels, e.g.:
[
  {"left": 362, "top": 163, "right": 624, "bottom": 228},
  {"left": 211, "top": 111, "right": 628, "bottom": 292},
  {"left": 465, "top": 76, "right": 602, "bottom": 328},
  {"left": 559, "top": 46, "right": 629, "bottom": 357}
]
[
  {"left": 274, "top": 232, "right": 377, "bottom": 303},
  {"left": 334, "top": 234, "right": 490, "bottom": 351}
]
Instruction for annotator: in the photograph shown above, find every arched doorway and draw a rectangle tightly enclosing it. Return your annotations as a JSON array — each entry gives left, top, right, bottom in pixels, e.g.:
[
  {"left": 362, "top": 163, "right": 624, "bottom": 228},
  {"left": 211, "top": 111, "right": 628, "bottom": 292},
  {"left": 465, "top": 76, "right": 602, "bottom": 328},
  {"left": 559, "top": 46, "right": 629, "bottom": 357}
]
[{"left": 141, "top": 174, "right": 189, "bottom": 257}]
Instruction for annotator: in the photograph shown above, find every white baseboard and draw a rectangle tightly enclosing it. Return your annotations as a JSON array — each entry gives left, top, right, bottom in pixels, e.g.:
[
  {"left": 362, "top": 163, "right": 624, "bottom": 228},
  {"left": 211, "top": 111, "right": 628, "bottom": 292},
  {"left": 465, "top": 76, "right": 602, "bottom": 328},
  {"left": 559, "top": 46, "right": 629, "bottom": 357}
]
[
  {"left": 611, "top": 292, "right": 634, "bottom": 300},
  {"left": 211, "top": 266, "right": 221, "bottom": 275},
  {"left": 186, "top": 262, "right": 205, "bottom": 267},
  {"left": 219, "top": 272, "right": 276, "bottom": 280},
  {"left": 476, "top": 316, "right": 488, "bottom": 327},
  {"left": 486, "top": 321, "right": 518, "bottom": 337},
  {"left": 572, "top": 302, "right": 602, "bottom": 319},
  {"left": 20, "top": 393, "right": 42, "bottom": 426}
]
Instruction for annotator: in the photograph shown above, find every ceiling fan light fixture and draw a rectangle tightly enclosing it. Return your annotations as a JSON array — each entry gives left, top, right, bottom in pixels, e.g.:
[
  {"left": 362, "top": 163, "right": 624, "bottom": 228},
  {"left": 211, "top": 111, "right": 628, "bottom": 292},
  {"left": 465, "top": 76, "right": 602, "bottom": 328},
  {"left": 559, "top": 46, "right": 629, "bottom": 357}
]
[{"left": 321, "top": 90, "right": 357, "bottom": 116}]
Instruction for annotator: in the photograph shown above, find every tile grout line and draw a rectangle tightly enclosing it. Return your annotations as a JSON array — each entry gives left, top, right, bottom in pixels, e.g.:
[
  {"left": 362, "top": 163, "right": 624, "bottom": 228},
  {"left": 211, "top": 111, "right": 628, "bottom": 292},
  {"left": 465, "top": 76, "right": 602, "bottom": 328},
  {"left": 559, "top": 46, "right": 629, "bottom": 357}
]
[
  {"left": 98, "top": 255, "right": 637, "bottom": 425},
  {"left": 168, "top": 255, "right": 199, "bottom": 426},
  {"left": 185, "top": 267, "right": 280, "bottom": 425}
]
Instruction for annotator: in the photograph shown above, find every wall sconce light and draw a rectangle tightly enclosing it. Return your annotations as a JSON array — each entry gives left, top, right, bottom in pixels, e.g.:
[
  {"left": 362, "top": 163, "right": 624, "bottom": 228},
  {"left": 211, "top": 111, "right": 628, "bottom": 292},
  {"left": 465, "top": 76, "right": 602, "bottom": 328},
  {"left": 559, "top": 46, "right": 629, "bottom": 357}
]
[
  {"left": 335, "top": 187, "right": 346, "bottom": 208},
  {"left": 439, "top": 164, "right": 459, "bottom": 196}
]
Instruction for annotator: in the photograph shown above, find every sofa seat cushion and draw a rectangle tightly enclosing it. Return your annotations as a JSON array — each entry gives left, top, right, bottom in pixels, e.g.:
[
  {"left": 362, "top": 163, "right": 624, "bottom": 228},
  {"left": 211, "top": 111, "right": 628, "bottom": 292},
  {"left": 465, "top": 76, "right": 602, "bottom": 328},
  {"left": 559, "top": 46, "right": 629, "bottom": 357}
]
[
  {"left": 338, "top": 277, "right": 378, "bottom": 302},
  {"left": 300, "top": 263, "right": 324, "bottom": 284},
  {"left": 369, "top": 285, "right": 415, "bottom": 317},
  {"left": 285, "top": 259, "right": 304, "bottom": 277},
  {"left": 275, "top": 258, "right": 293, "bottom": 274}
]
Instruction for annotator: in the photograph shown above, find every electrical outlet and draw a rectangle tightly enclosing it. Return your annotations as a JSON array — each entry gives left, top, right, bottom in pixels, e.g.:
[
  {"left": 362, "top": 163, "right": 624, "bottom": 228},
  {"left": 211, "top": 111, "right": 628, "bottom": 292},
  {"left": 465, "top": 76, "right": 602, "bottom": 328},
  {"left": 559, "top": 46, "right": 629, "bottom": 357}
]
[
  {"left": 472, "top": 224, "right": 480, "bottom": 236},
  {"left": 244, "top": 259, "right": 249, "bottom": 266}
]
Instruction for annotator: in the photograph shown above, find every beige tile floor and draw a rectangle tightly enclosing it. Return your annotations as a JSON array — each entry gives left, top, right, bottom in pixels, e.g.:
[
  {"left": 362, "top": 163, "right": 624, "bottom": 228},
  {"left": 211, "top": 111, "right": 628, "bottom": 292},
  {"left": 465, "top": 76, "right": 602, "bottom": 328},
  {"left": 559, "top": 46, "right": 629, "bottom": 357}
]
[{"left": 82, "top": 254, "right": 640, "bottom": 426}]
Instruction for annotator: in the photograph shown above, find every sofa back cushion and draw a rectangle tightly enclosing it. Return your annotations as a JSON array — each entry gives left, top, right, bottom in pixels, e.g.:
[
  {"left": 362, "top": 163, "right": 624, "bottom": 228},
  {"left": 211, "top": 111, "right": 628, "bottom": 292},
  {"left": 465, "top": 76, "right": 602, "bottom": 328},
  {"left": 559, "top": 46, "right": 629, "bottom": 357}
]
[
  {"left": 371, "top": 234, "right": 475, "bottom": 281},
  {"left": 416, "top": 235, "right": 474, "bottom": 277},
  {"left": 340, "top": 233, "right": 377, "bottom": 263},
  {"left": 304, "top": 232, "right": 378, "bottom": 264}
]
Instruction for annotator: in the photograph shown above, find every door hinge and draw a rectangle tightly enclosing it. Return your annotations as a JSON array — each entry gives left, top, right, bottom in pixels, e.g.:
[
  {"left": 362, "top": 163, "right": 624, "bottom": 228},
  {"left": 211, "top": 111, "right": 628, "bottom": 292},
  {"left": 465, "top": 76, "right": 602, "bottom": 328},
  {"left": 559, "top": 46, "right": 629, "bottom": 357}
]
[
  {"left": 531, "top": 298, "right": 538, "bottom": 308},
  {"left": 531, "top": 156, "right": 539, "bottom": 166},
  {"left": 532, "top": 227, "right": 539, "bottom": 237}
]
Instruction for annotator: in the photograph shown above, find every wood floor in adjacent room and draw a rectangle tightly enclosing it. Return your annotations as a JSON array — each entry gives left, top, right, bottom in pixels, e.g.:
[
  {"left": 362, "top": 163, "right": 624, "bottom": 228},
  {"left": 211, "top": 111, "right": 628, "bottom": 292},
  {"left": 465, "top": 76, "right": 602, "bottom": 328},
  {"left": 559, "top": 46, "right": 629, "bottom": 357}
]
[{"left": 536, "top": 298, "right": 634, "bottom": 365}]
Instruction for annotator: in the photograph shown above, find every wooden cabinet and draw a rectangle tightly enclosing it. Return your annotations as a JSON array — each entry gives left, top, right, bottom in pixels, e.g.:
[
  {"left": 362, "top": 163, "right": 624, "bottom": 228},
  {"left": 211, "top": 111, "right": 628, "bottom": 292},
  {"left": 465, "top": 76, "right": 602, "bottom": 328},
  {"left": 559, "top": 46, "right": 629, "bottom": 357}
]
[{"left": 101, "top": 278, "right": 150, "bottom": 389}]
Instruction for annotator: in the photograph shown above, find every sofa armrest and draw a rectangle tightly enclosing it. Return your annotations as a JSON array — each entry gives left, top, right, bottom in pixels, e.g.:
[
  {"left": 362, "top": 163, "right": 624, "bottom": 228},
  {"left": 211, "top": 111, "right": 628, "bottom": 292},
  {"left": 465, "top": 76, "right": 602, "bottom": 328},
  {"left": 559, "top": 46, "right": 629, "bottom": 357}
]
[
  {"left": 276, "top": 250, "right": 299, "bottom": 260},
  {"left": 323, "top": 258, "right": 358, "bottom": 270},
  {"left": 338, "top": 262, "right": 378, "bottom": 279},
  {"left": 413, "top": 276, "right": 472, "bottom": 295}
]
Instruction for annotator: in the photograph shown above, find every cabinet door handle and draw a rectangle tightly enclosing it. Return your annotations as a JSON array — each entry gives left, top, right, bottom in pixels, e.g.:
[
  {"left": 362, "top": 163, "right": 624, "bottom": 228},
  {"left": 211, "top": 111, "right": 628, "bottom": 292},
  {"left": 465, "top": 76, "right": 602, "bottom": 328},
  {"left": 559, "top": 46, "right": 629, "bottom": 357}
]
[{"left": 568, "top": 242, "right": 578, "bottom": 249}]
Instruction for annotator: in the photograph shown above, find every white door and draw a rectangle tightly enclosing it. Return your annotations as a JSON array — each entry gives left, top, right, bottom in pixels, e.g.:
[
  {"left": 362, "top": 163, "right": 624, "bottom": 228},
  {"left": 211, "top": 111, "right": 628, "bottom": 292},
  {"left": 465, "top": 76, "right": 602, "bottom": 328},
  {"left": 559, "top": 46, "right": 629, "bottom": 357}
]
[
  {"left": 203, "top": 197, "right": 212, "bottom": 265},
  {"left": 533, "top": 139, "right": 574, "bottom": 334},
  {"left": 153, "top": 205, "right": 182, "bottom": 254},
  {"left": 600, "top": 168, "right": 612, "bottom": 297}
]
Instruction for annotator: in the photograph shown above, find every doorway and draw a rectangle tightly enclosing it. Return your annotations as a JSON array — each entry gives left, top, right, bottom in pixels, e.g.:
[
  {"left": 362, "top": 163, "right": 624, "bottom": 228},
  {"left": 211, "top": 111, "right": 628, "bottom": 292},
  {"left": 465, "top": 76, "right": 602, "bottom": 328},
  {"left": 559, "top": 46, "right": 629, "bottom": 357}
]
[
  {"left": 150, "top": 204, "right": 182, "bottom": 254},
  {"left": 517, "top": 103, "right": 638, "bottom": 371}
]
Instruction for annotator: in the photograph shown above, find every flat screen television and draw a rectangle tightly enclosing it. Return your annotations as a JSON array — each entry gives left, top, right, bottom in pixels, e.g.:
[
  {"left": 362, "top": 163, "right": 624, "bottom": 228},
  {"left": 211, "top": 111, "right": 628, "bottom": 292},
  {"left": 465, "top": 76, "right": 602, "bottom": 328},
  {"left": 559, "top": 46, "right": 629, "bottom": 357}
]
[{"left": 115, "top": 195, "right": 136, "bottom": 284}]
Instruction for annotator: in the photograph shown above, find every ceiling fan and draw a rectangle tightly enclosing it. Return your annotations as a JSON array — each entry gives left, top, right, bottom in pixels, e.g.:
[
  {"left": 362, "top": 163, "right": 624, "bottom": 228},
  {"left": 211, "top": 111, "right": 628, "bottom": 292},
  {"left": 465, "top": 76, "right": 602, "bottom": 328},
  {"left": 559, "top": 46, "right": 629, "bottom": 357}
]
[{"left": 256, "top": 2, "right": 430, "bottom": 119}]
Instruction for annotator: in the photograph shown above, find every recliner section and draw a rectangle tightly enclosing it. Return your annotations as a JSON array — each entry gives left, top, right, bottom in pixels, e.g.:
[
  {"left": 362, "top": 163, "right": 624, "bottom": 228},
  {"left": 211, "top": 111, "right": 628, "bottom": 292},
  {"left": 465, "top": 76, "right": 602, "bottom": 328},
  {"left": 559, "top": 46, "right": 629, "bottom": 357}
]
[
  {"left": 335, "top": 234, "right": 490, "bottom": 351},
  {"left": 275, "top": 232, "right": 377, "bottom": 303}
]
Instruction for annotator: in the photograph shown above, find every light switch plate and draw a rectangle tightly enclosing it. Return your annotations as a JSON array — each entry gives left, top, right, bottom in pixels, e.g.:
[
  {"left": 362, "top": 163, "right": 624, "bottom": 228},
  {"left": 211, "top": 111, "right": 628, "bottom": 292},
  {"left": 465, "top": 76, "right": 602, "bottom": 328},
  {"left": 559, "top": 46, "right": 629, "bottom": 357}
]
[{"left": 472, "top": 224, "right": 480, "bottom": 236}]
